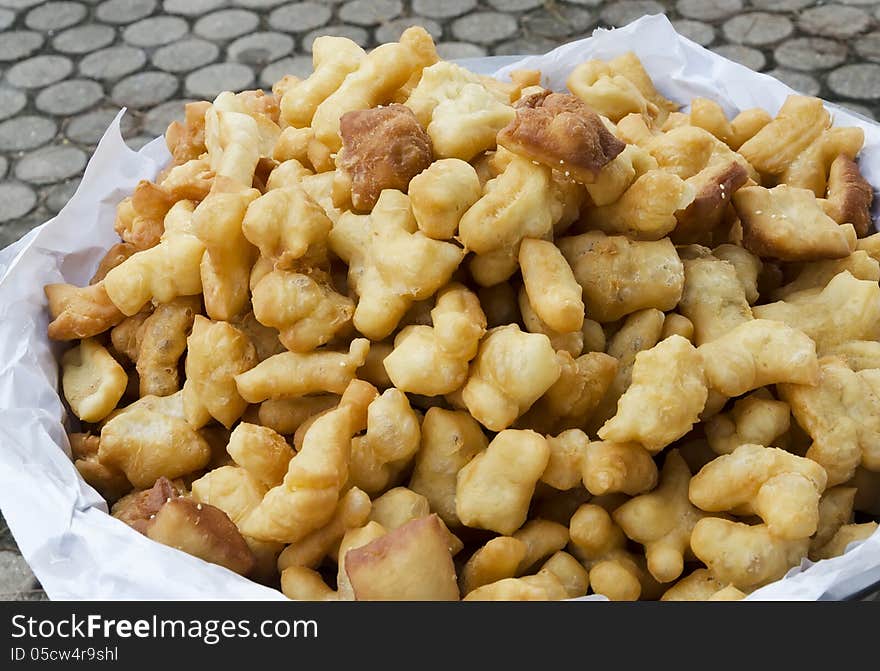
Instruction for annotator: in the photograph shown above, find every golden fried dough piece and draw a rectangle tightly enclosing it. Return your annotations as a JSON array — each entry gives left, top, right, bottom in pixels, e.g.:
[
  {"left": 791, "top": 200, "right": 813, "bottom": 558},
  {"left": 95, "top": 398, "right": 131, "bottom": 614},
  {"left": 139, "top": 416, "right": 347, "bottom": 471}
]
[
  {"left": 497, "top": 90, "right": 624, "bottom": 183},
  {"left": 90, "top": 242, "right": 138, "bottom": 285},
  {"left": 238, "top": 381, "right": 370, "bottom": 543},
  {"left": 191, "top": 465, "right": 268, "bottom": 527},
  {"left": 234, "top": 338, "right": 370, "bottom": 403},
  {"left": 599, "top": 335, "right": 707, "bottom": 454},
  {"left": 251, "top": 270, "right": 354, "bottom": 353},
  {"left": 104, "top": 201, "right": 205, "bottom": 316},
  {"left": 136, "top": 296, "right": 200, "bottom": 398},
  {"left": 697, "top": 319, "right": 819, "bottom": 397},
  {"left": 810, "top": 486, "right": 857, "bottom": 559},
  {"left": 157, "top": 156, "right": 214, "bottom": 203},
  {"left": 660, "top": 568, "right": 727, "bottom": 601},
  {"left": 539, "top": 429, "right": 586, "bottom": 491},
  {"left": 690, "top": 518, "right": 808, "bottom": 590},
  {"left": 512, "top": 519, "right": 570, "bottom": 575},
  {"left": 581, "top": 143, "right": 656, "bottom": 207},
  {"left": 772, "top": 251, "right": 879, "bottom": 302},
  {"left": 518, "top": 238, "right": 584, "bottom": 334},
  {"left": 581, "top": 438, "right": 658, "bottom": 496},
  {"left": 461, "top": 324, "right": 561, "bottom": 431},
  {"left": 409, "top": 408, "right": 487, "bottom": 527},
  {"left": 781, "top": 126, "right": 863, "bottom": 196},
  {"left": 113, "top": 181, "right": 175, "bottom": 252},
  {"left": 348, "top": 388, "right": 420, "bottom": 496},
  {"left": 368, "top": 487, "right": 427, "bottom": 530},
  {"left": 165, "top": 101, "right": 211, "bottom": 166},
  {"left": 192, "top": 189, "right": 259, "bottom": 322},
  {"left": 61, "top": 338, "right": 128, "bottom": 422},
  {"left": 459, "top": 155, "right": 560, "bottom": 287},
  {"left": 734, "top": 184, "right": 857, "bottom": 261},
  {"left": 99, "top": 394, "right": 211, "bottom": 489},
  {"left": 691, "top": 444, "right": 828, "bottom": 539},
  {"left": 456, "top": 430, "right": 549, "bottom": 535},
  {"left": 231, "top": 311, "right": 286, "bottom": 363},
  {"left": 753, "top": 271, "right": 880, "bottom": 352},
  {"left": 614, "top": 450, "right": 709, "bottom": 583},
  {"left": 408, "top": 158, "right": 482, "bottom": 240},
  {"left": 384, "top": 283, "right": 486, "bottom": 396},
  {"left": 336, "top": 104, "right": 433, "bottom": 212},
  {"left": 517, "top": 288, "right": 589, "bottom": 358},
  {"left": 203, "top": 107, "right": 261, "bottom": 191},
  {"left": 344, "top": 515, "right": 460, "bottom": 601},
  {"left": 540, "top": 551, "right": 589, "bottom": 598},
  {"left": 825, "top": 340, "right": 880, "bottom": 371},
  {"left": 405, "top": 61, "right": 514, "bottom": 161},
  {"left": 280, "top": 36, "right": 365, "bottom": 128},
  {"left": 460, "top": 537, "right": 527, "bottom": 595},
  {"left": 738, "top": 95, "right": 830, "bottom": 177},
  {"left": 463, "top": 570, "right": 568, "bottom": 601},
  {"left": 705, "top": 391, "right": 790, "bottom": 455},
  {"left": 821, "top": 155, "right": 873, "bottom": 237},
  {"left": 311, "top": 26, "right": 438, "bottom": 153},
  {"left": 811, "top": 522, "right": 878, "bottom": 560},
  {"left": 70, "top": 433, "right": 131, "bottom": 502},
  {"left": 661, "top": 313, "right": 694, "bottom": 341},
  {"left": 277, "top": 487, "right": 371, "bottom": 571},
  {"left": 253, "top": 396, "right": 339, "bottom": 436},
  {"left": 226, "top": 423, "right": 294, "bottom": 488},
  {"left": 779, "top": 356, "right": 880, "bottom": 486},
  {"left": 679, "top": 255, "right": 752, "bottom": 345},
  {"left": 558, "top": 231, "right": 684, "bottom": 322},
  {"left": 183, "top": 316, "right": 257, "bottom": 428},
  {"left": 330, "top": 189, "right": 463, "bottom": 340},
  {"left": 712, "top": 243, "right": 762, "bottom": 304},
  {"left": 45, "top": 281, "right": 124, "bottom": 341}
]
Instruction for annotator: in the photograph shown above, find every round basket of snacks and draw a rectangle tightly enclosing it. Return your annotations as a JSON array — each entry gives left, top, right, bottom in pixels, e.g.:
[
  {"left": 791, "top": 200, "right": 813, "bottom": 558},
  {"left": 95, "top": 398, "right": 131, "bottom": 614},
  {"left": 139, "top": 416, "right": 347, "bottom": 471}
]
[{"left": 0, "top": 15, "right": 878, "bottom": 601}]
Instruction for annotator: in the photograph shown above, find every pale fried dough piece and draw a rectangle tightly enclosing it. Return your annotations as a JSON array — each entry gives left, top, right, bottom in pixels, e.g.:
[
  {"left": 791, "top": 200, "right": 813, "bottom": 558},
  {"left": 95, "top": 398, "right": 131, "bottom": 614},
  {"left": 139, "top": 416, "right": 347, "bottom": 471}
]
[
  {"left": 90, "top": 243, "right": 138, "bottom": 285},
  {"left": 678, "top": 255, "right": 752, "bottom": 346},
  {"left": 137, "top": 297, "right": 200, "bottom": 398},
  {"left": 45, "top": 281, "right": 124, "bottom": 340},
  {"left": 820, "top": 154, "right": 873, "bottom": 237},
  {"left": 705, "top": 391, "right": 790, "bottom": 455},
  {"left": 771, "top": 251, "right": 879, "bottom": 302},
  {"left": 459, "top": 537, "right": 526, "bottom": 595},
  {"left": 734, "top": 184, "right": 856, "bottom": 261},
  {"left": 811, "top": 522, "right": 878, "bottom": 560},
  {"left": 810, "top": 486, "right": 857, "bottom": 558},
  {"left": 62, "top": 338, "right": 128, "bottom": 422},
  {"left": 70, "top": 433, "right": 131, "bottom": 502},
  {"left": 408, "top": 158, "right": 482, "bottom": 240},
  {"left": 158, "top": 156, "right": 214, "bottom": 202},
  {"left": 599, "top": 335, "right": 707, "bottom": 454},
  {"left": 496, "top": 91, "right": 624, "bottom": 184},
  {"left": 780, "top": 126, "right": 863, "bottom": 196},
  {"left": 335, "top": 104, "right": 433, "bottom": 212},
  {"left": 518, "top": 238, "right": 584, "bottom": 334}
]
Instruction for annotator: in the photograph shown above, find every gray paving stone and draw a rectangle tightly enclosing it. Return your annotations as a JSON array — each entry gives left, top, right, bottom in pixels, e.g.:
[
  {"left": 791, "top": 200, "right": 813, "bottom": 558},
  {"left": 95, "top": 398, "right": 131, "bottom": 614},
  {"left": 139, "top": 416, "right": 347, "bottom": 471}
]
[
  {"left": 676, "top": 0, "right": 742, "bottom": 21},
  {"left": 0, "top": 207, "right": 50, "bottom": 248},
  {"left": 775, "top": 37, "right": 848, "bottom": 71},
  {"left": 0, "top": 115, "right": 57, "bottom": 151},
  {"left": 124, "top": 15, "right": 188, "bottom": 47},
  {"left": 152, "top": 38, "right": 220, "bottom": 73},
  {"left": 185, "top": 62, "right": 255, "bottom": 98},
  {"left": 855, "top": 32, "right": 880, "bottom": 63},
  {"left": 0, "top": 31, "right": 44, "bottom": 62},
  {"left": 228, "top": 32, "right": 295, "bottom": 66},
  {"left": 451, "top": 11, "right": 516, "bottom": 44},
  {"left": 53, "top": 24, "right": 116, "bottom": 54},
  {"left": 6, "top": 55, "right": 73, "bottom": 88},
  {"left": 45, "top": 178, "right": 82, "bottom": 214},
  {"left": 0, "top": 8, "right": 14, "bottom": 30},
  {"left": 25, "top": 1, "right": 87, "bottom": 31},
  {"left": 0, "top": 0, "right": 44, "bottom": 8},
  {"left": 828, "top": 63, "right": 880, "bottom": 100},
  {"left": 564, "top": 0, "right": 603, "bottom": 5},
  {"left": 15, "top": 145, "right": 87, "bottom": 184},
  {"left": 798, "top": 4, "right": 871, "bottom": 39},
  {"left": 0, "top": 551, "right": 37, "bottom": 594},
  {"left": 66, "top": 106, "right": 137, "bottom": 144},
  {"left": 96, "top": 0, "right": 157, "bottom": 23},
  {"left": 672, "top": 19, "right": 715, "bottom": 46},
  {"left": 80, "top": 45, "right": 147, "bottom": 80},
  {"left": 0, "top": 156, "right": 7, "bottom": 179},
  {"left": 268, "top": 3, "right": 332, "bottom": 33},
  {"left": 233, "top": 0, "right": 289, "bottom": 7},
  {"left": 195, "top": 9, "right": 259, "bottom": 40},
  {"left": 0, "top": 88, "right": 27, "bottom": 122},
  {"left": 600, "top": 0, "right": 665, "bottom": 27},
  {"left": 522, "top": 5, "right": 594, "bottom": 38},
  {"left": 722, "top": 12, "right": 793, "bottom": 46},
  {"left": 713, "top": 43, "right": 766, "bottom": 71},
  {"left": 36, "top": 79, "right": 104, "bottom": 116},
  {"left": 0, "top": 183, "right": 38, "bottom": 223},
  {"left": 142, "top": 97, "right": 191, "bottom": 135},
  {"left": 412, "top": 0, "right": 475, "bottom": 19},
  {"left": 112, "top": 70, "right": 179, "bottom": 107},
  {"left": 437, "top": 41, "right": 487, "bottom": 60},
  {"left": 339, "top": 0, "right": 402, "bottom": 26},
  {"left": 302, "top": 24, "right": 368, "bottom": 51},
  {"left": 163, "top": 0, "right": 223, "bottom": 15},
  {"left": 749, "top": 0, "right": 814, "bottom": 9},
  {"left": 493, "top": 35, "right": 558, "bottom": 56},
  {"left": 765, "top": 68, "right": 821, "bottom": 96},
  {"left": 376, "top": 16, "right": 443, "bottom": 43},
  {"left": 260, "top": 55, "right": 312, "bottom": 86},
  {"left": 488, "top": 0, "right": 542, "bottom": 10}
]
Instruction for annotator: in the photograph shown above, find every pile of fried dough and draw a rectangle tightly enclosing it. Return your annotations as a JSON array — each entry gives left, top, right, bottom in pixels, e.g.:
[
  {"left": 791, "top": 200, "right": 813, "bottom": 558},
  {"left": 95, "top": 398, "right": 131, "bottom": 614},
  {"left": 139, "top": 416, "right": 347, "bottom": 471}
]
[{"left": 45, "top": 26, "right": 880, "bottom": 601}]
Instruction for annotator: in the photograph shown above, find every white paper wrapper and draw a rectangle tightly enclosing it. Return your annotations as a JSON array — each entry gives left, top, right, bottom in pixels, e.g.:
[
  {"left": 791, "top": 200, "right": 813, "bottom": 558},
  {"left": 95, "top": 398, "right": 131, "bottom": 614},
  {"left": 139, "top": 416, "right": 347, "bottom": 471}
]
[{"left": 1, "top": 14, "right": 878, "bottom": 601}]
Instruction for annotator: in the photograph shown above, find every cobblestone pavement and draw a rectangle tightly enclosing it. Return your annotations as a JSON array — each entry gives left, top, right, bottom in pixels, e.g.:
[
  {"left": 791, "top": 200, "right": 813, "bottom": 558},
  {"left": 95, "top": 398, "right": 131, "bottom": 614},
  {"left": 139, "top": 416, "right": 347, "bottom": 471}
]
[{"left": 2, "top": 0, "right": 880, "bottom": 600}]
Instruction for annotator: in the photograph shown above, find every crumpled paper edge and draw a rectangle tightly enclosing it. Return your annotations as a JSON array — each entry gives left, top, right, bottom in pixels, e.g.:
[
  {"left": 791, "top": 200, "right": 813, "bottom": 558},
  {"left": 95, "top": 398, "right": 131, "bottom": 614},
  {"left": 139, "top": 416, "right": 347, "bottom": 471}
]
[{"left": 0, "top": 13, "right": 877, "bottom": 601}]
